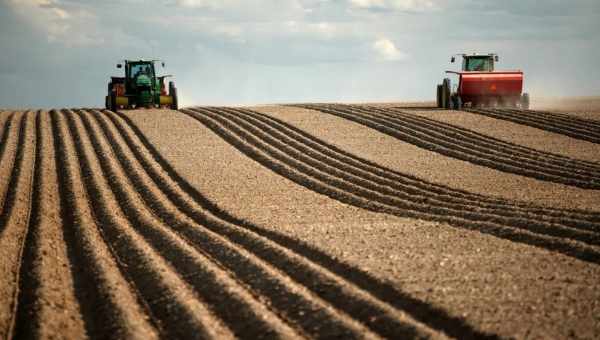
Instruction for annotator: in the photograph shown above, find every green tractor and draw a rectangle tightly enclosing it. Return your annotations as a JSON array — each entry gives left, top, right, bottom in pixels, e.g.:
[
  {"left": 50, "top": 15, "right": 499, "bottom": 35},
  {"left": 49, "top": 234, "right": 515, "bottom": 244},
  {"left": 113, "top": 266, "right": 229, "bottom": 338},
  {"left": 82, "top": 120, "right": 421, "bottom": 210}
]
[{"left": 105, "top": 59, "right": 178, "bottom": 111}]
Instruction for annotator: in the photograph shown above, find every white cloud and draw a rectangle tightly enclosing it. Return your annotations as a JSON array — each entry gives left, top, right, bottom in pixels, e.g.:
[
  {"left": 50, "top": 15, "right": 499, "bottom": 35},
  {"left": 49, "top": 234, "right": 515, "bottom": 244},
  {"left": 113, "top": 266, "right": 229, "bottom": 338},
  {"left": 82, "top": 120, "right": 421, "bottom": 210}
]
[
  {"left": 349, "top": 0, "right": 437, "bottom": 11},
  {"left": 7, "top": 0, "right": 102, "bottom": 46},
  {"left": 372, "top": 38, "right": 406, "bottom": 61},
  {"left": 170, "top": 0, "right": 229, "bottom": 9}
]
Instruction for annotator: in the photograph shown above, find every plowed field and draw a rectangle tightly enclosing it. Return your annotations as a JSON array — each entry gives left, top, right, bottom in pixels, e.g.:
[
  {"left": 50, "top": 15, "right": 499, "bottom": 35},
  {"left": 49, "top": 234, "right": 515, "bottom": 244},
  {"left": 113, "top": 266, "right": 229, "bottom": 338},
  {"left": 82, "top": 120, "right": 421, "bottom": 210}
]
[{"left": 1, "top": 104, "right": 599, "bottom": 339}]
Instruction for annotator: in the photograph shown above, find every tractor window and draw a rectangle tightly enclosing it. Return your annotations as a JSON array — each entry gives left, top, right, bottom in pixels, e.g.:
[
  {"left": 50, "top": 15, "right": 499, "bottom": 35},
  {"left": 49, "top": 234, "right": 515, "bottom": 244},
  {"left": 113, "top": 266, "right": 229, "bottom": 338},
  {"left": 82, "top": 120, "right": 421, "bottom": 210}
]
[
  {"left": 465, "top": 57, "right": 492, "bottom": 72},
  {"left": 130, "top": 64, "right": 154, "bottom": 78}
]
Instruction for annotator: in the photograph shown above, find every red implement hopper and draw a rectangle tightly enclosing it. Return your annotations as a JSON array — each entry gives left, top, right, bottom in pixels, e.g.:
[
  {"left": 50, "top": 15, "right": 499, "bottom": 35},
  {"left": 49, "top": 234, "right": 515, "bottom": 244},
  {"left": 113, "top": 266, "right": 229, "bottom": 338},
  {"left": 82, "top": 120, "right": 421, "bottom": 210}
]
[{"left": 436, "top": 54, "right": 529, "bottom": 109}]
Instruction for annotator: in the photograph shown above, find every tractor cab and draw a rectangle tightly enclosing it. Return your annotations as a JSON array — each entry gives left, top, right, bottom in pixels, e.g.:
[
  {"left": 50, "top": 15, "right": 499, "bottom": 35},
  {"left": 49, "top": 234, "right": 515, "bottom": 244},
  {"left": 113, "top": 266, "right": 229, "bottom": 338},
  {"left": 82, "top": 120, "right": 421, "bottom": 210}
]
[
  {"left": 126, "top": 61, "right": 156, "bottom": 88},
  {"left": 106, "top": 59, "right": 178, "bottom": 111},
  {"left": 451, "top": 54, "right": 498, "bottom": 72}
]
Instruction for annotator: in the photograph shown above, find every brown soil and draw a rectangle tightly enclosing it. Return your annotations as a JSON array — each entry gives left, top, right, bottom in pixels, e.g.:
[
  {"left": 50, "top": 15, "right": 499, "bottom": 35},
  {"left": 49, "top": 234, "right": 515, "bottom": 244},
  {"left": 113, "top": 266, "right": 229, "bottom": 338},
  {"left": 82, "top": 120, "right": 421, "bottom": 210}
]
[
  {"left": 533, "top": 96, "right": 600, "bottom": 121},
  {"left": 404, "top": 109, "right": 600, "bottom": 163},
  {"left": 1, "top": 104, "right": 599, "bottom": 339},
  {"left": 251, "top": 105, "right": 600, "bottom": 211}
]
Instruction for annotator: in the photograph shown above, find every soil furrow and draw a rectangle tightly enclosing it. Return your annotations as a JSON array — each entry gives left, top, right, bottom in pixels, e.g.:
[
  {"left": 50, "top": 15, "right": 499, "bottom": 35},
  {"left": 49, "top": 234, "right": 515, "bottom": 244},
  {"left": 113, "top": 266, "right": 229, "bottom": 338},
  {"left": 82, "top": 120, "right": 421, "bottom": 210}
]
[
  {"left": 50, "top": 110, "right": 159, "bottom": 340},
  {"left": 510, "top": 108, "right": 600, "bottom": 134},
  {"left": 303, "top": 104, "right": 599, "bottom": 187},
  {"left": 94, "top": 109, "right": 393, "bottom": 339},
  {"left": 0, "top": 113, "right": 18, "bottom": 218},
  {"left": 300, "top": 104, "right": 600, "bottom": 189},
  {"left": 0, "top": 112, "right": 25, "bottom": 229},
  {"left": 0, "top": 112, "right": 16, "bottom": 178},
  {"left": 190, "top": 107, "right": 600, "bottom": 246},
  {"left": 369, "top": 105, "right": 600, "bottom": 173},
  {"left": 478, "top": 108, "right": 598, "bottom": 134},
  {"left": 12, "top": 111, "right": 86, "bottom": 339},
  {"left": 217, "top": 107, "right": 600, "bottom": 232},
  {"left": 521, "top": 109, "right": 600, "bottom": 129},
  {"left": 313, "top": 103, "right": 600, "bottom": 185},
  {"left": 67, "top": 109, "right": 282, "bottom": 339},
  {"left": 88, "top": 109, "right": 339, "bottom": 339},
  {"left": 466, "top": 108, "right": 600, "bottom": 144},
  {"left": 237, "top": 107, "right": 600, "bottom": 220},
  {"left": 181, "top": 107, "right": 600, "bottom": 265},
  {"left": 114, "top": 109, "right": 509, "bottom": 340},
  {"left": 96, "top": 108, "right": 439, "bottom": 339},
  {"left": 0, "top": 112, "right": 35, "bottom": 339}
]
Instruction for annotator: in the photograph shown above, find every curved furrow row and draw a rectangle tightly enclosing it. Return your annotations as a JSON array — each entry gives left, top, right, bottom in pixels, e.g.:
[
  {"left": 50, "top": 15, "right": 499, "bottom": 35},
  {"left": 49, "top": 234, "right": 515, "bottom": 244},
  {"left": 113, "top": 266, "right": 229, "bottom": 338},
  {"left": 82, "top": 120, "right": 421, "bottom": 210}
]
[
  {"left": 466, "top": 108, "right": 600, "bottom": 144},
  {"left": 83, "top": 112, "right": 331, "bottom": 339},
  {"left": 51, "top": 109, "right": 160, "bottom": 340},
  {"left": 67, "top": 108, "right": 298, "bottom": 339},
  {"left": 222, "top": 107, "right": 600, "bottom": 229},
  {"left": 187, "top": 107, "right": 600, "bottom": 243},
  {"left": 68, "top": 109, "right": 250, "bottom": 339},
  {"left": 0, "top": 112, "right": 24, "bottom": 226},
  {"left": 520, "top": 109, "right": 600, "bottom": 129},
  {"left": 92, "top": 109, "right": 396, "bottom": 339},
  {"left": 0, "top": 113, "right": 18, "bottom": 214},
  {"left": 0, "top": 112, "right": 36, "bottom": 340},
  {"left": 182, "top": 107, "right": 600, "bottom": 266},
  {"left": 112, "top": 110, "right": 498, "bottom": 340},
  {"left": 82, "top": 106, "right": 380, "bottom": 339},
  {"left": 0, "top": 112, "right": 15, "bottom": 165},
  {"left": 12, "top": 111, "right": 87, "bottom": 339},
  {"left": 368, "top": 105, "right": 600, "bottom": 173},
  {"left": 509, "top": 108, "right": 600, "bottom": 134},
  {"left": 316, "top": 104, "right": 600, "bottom": 184},
  {"left": 304, "top": 104, "right": 600, "bottom": 186},
  {"left": 92, "top": 107, "right": 446, "bottom": 339},
  {"left": 298, "top": 104, "right": 600, "bottom": 189},
  {"left": 231, "top": 107, "right": 600, "bottom": 221}
]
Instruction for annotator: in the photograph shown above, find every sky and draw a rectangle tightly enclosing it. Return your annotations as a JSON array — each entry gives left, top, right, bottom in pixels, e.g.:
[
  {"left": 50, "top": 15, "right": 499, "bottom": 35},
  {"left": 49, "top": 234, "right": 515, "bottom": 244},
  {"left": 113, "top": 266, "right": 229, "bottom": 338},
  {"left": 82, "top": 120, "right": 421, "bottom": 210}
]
[{"left": 1, "top": 0, "right": 599, "bottom": 108}]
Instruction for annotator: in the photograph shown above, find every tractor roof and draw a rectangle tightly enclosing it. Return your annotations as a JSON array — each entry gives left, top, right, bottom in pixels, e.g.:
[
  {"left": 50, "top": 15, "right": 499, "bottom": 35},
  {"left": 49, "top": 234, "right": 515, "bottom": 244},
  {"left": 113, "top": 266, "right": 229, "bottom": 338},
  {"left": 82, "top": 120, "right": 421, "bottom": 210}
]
[
  {"left": 463, "top": 53, "right": 496, "bottom": 58},
  {"left": 125, "top": 59, "right": 160, "bottom": 64}
]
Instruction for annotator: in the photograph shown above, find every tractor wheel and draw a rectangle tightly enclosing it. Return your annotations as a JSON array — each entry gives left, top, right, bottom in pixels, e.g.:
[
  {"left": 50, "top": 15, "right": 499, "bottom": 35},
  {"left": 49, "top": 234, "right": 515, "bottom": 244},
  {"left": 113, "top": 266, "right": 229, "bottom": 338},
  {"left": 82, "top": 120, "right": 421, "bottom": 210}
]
[
  {"left": 110, "top": 93, "right": 117, "bottom": 112},
  {"left": 106, "top": 82, "right": 113, "bottom": 110},
  {"left": 442, "top": 78, "right": 451, "bottom": 109},
  {"left": 436, "top": 84, "right": 443, "bottom": 108},
  {"left": 521, "top": 93, "right": 530, "bottom": 110},
  {"left": 169, "top": 81, "right": 178, "bottom": 110}
]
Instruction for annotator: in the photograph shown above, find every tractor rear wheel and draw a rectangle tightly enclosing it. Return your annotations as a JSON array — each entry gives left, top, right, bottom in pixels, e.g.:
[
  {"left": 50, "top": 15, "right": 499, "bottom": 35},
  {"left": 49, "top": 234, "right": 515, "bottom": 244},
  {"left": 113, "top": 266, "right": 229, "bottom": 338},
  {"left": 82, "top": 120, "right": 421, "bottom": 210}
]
[
  {"left": 169, "top": 81, "right": 178, "bottom": 110},
  {"left": 109, "top": 93, "right": 117, "bottom": 112},
  {"left": 436, "top": 84, "right": 443, "bottom": 108},
  {"left": 442, "top": 78, "right": 451, "bottom": 109},
  {"left": 106, "top": 82, "right": 113, "bottom": 110}
]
